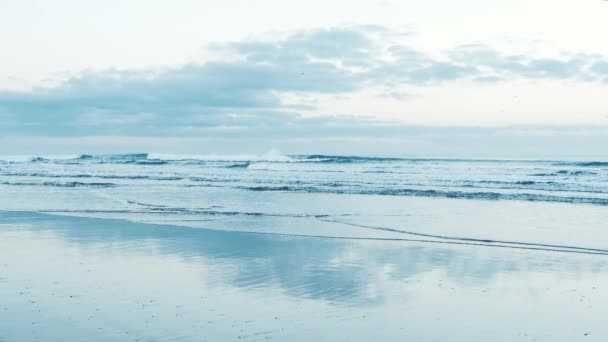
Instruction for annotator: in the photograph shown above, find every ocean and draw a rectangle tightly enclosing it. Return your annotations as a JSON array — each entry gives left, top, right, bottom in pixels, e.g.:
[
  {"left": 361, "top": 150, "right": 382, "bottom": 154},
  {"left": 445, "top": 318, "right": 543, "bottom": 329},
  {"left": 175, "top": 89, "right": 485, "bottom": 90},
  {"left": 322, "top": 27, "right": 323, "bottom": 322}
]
[{"left": 1, "top": 152, "right": 607, "bottom": 253}]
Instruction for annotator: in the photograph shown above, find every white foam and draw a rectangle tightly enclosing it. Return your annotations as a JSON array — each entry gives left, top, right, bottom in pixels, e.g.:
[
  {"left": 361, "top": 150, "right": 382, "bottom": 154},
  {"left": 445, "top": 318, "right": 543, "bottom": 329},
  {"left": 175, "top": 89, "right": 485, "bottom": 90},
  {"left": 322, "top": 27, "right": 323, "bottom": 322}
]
[
  {"left": 0, "top": 154, "right": 81, "bottom": 162},
  {"left": 148, "top": 150, "right": 293, "bottom": 162}
]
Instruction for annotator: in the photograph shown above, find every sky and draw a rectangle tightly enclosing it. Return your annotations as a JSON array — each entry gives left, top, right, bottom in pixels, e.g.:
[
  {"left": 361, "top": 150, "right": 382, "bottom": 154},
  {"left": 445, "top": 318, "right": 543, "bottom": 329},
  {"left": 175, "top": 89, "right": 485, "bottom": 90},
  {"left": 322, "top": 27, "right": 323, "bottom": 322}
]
[{"left": 1, "top": 0, "right": 607, "bottom": 158}]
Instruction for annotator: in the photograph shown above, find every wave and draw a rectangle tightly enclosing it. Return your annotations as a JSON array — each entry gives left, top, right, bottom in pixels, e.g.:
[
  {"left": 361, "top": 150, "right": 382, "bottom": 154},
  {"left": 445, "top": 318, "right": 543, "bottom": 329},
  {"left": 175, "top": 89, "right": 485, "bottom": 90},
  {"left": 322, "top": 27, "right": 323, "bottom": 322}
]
[
  {"left": 471, "top": 180, "right": 559, "bottom": 186},
  {"left": 515, "top": 181, "right": 536, "bottom": 185},
  {"left": 132, "top": 160, "right": 168, "bottom": 165},
  {"left": 225, "top": 162, "right": 251, "bottom": 169},
  {"left": 300, "top": 155, "right": 405, "bottom": 163},
  {"left": 52, "top": 205, "right": 323, "bottom": 219},
  {"left": 531, "top": 170, "right": 597, "bottom": 176},
  {"left": 573, "top": 162, "right": 608, "bottom": 167},
  {"left": 237, "top": 185, "right": 608, "bottom": 206},
  {"left": 147, "top": 150, "right": 293, "bottom": 163},
  {"left": 4, "top": 153, "right": 606, "bottom": 170},
  {"left": 245, "top": 186, "right": 293, "bottom": 191},
  {"left": 0, "top": 153, "right": 150, "bottom": 164},
  {"left": 554, "top": 161, "right": 608, "bottom": 167},
  {"left": 0, "top": 171, "right": 183, "bottom": 181},
  {"left": 0, "top": 153, "right": 416, "bottom": 165},
  {"left": 556, "top": 170, "right": 597, "bottom": 176},
  {"left": 245, "top": 162, "right": 346, "bottom": 172},
  {"left": 0, "top": 181, "right": 117, "bottom": 188},
  {"left": 360, "top": 170, "right": 393, "bottom": 174},
  {"left": 0, "top": 154, "right": 83, "bottom": 163}
]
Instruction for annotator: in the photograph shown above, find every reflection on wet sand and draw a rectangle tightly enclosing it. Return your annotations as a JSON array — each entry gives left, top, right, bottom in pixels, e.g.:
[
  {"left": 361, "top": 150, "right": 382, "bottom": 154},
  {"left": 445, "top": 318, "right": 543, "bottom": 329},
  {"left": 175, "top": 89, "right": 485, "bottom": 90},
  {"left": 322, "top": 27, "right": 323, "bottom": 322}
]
[{"left": 1, "top": 211, "right": 607, "bottom": 341}]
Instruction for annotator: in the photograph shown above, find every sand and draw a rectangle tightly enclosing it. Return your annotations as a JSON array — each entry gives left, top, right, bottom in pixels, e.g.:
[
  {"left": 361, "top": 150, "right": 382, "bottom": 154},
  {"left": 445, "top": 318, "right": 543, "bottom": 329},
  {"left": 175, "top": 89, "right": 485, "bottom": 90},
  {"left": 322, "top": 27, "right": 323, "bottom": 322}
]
[{"left": 1, "top": 211, "right": 607, "bottom": 341}]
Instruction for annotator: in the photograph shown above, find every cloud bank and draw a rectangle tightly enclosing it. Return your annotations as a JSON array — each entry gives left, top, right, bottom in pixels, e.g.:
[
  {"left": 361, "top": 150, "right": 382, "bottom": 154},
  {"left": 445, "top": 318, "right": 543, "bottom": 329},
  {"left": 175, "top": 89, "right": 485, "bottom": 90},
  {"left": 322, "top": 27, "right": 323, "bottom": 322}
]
[{"left": 0, "top": 25, "right": 607, "bottom": 150}]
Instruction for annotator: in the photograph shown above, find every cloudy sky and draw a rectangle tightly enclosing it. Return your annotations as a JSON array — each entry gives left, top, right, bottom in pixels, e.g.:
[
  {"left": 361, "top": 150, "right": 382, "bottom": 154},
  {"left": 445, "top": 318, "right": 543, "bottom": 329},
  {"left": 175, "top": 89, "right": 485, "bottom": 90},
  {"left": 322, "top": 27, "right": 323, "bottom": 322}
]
[{"left": 1, "top": 0, "right": 607, "bottom": 158}]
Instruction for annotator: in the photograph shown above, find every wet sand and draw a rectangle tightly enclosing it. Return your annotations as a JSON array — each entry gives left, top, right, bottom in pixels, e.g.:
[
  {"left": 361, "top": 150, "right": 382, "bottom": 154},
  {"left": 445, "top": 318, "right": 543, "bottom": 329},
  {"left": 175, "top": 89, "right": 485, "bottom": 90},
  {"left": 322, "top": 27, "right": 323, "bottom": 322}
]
[{"left": 1, "top": 211, "right": 607, "bottom": 341}]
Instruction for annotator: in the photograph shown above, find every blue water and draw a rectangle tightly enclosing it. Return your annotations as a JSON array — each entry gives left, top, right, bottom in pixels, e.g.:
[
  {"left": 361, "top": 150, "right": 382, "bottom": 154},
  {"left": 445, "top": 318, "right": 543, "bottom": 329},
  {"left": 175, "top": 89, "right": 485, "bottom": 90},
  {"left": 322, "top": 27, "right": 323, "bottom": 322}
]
[
  {"left": 1, "top": 152, "right": 608, "bottom": 204},
  {"left": 1, "top": 152, "right": 608, "bottom": 254}
]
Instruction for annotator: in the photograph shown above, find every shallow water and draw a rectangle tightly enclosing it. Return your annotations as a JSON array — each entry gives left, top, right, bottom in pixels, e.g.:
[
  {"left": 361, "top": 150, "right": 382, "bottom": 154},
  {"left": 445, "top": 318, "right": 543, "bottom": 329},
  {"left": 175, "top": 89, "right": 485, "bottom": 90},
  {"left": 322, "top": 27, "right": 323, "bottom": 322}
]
[
  {"left": 1, "top": 211, "right": 607, "bottom": 341},
  {"left": 1, "top": 153, "right": 608, "bottom": 252}
]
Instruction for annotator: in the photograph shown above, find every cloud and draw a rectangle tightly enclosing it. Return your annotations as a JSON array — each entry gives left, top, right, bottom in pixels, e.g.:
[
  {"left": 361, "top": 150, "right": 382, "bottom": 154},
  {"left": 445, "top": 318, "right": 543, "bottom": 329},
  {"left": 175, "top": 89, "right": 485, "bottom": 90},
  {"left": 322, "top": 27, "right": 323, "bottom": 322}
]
[
  {"left": 449, "top": 45, "right": 608, "bottom": 81},
  {"left": 591, "top": 61, "right": 608, "bottom": 82},
  {"left": 228, "top": 27, "right": 376, "bottom": 66},
  {"left": 1, "top": 25, "right": 607, "bottom": 138}
]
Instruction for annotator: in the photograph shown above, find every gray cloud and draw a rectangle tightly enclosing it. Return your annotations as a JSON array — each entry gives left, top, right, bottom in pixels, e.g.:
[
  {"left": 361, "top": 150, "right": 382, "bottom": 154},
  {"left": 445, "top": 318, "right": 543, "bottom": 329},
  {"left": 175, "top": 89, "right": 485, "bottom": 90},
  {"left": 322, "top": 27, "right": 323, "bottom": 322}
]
[
  {"left": 1, "top": 25, "right": 607, "bottom": 137},
  {"left": 449, "top": 45, "right": 608, "bottom": 81}
]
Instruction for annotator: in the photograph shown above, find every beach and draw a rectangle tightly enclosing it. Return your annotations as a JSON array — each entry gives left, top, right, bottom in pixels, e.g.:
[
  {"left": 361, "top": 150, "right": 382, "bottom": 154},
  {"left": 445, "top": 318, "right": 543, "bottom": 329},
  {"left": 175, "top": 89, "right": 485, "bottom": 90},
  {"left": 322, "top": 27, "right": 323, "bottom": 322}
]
[
  {"left": 4, "top": 1, "right": 608, "bottom": 339},
  {"left": 1, "top": 210, "right": 607, "bottom": 341}
]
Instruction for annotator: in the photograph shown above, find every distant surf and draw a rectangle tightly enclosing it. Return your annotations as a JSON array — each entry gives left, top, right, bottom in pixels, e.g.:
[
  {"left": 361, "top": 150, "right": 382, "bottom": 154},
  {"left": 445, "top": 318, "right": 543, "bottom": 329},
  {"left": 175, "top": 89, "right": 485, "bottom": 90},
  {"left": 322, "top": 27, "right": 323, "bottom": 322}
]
[{"left": 1, "top": 152, "right": 607, "bottom": 206}]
